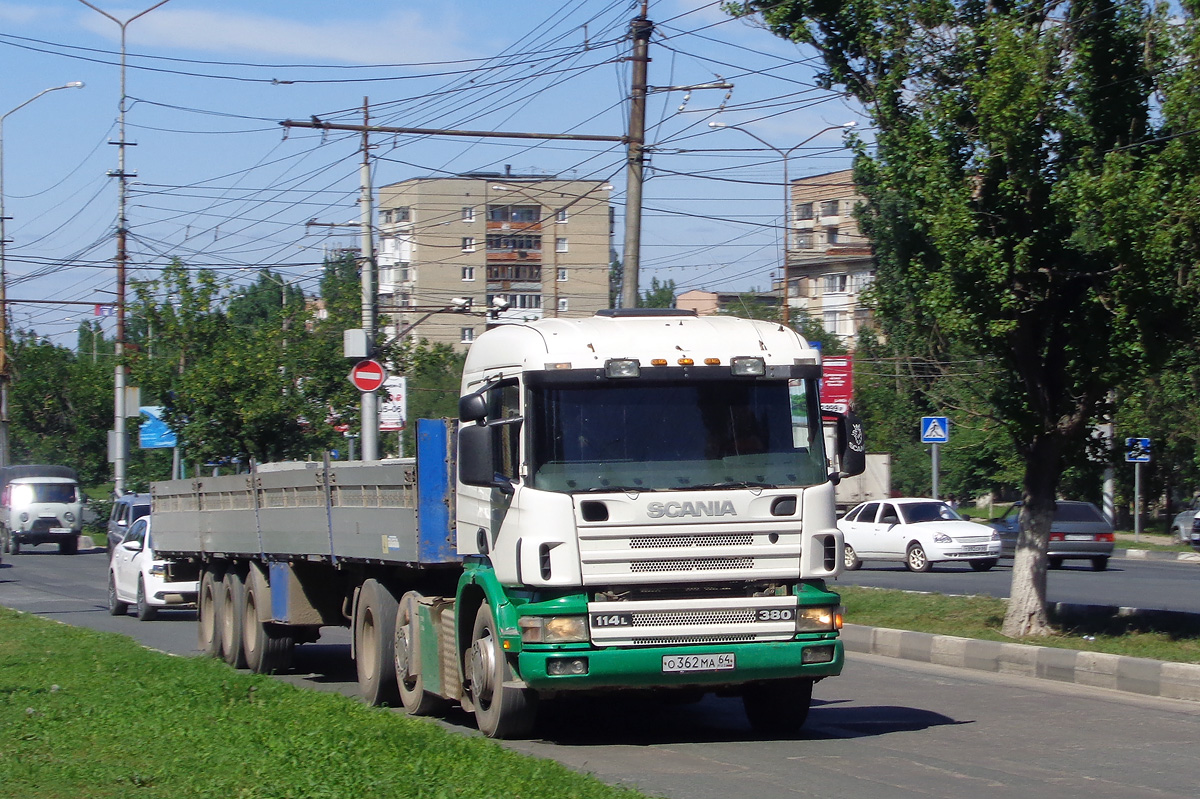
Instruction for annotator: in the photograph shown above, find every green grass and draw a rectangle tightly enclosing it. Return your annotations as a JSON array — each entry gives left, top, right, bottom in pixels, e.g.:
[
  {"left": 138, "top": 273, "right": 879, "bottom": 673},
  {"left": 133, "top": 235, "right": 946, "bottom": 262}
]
[
  {"left": 0, "top": 608, "right": 649, "bottom": 799},
  {"left": 839, "top": 585, "right": 1200, "bottom": 664}
]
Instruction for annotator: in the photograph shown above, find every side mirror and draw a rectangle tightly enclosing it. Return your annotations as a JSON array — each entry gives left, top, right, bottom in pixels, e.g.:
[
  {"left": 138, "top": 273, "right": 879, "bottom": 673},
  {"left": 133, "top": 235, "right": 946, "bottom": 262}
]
[
  {"left": 831, "top": 410, "right": 866, "bottom": 479},
  {"left": 122, "top": 538, "right": 143, "bottom": 552},
  {"left": 459, "top": 393, "right": 487, "bottom": 423},
  {"left": 458, "top": 424, "right": 515, "bottom": 495}
]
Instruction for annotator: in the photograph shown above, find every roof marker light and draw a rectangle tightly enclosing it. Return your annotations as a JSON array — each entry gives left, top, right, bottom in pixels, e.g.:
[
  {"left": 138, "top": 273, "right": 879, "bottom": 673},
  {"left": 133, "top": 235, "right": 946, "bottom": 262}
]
[
  {"left": 704, "top": 358, "right": 721, "bottom": 365},
  {"left": 731, "top": 356, "right": 766, "bottom": 376},
  {"left": 605, "top": 358, "right": 640, "bottom": 378}
]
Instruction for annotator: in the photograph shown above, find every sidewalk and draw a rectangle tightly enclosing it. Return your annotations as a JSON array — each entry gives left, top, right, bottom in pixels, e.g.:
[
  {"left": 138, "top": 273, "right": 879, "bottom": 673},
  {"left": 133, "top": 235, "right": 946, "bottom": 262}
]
[{"left": 843, "top": 544, "right": 1200, "bottom": 702}]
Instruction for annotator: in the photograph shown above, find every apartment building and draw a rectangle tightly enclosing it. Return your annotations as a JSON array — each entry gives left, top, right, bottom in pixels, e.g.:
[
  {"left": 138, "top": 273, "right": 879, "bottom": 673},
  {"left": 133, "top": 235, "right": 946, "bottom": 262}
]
[
  {"left": 780, "top": 168, "right": 876, "bottom": 344},
  {"left": 375, "top": 172, "right": 613, "bottom": 349}
]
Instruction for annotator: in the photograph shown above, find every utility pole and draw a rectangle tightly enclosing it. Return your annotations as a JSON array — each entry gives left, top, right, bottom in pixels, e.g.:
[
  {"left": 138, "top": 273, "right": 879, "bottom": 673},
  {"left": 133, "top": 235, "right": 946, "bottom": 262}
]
[
  {"left": 78, "top": 0, "right": 172, "bottom": 495},
  {"left": 619, "top": 5, "right": 652, "bottom": 309},
  {"left": 359, "top": 98, "right": 378, "bottom": 461}
]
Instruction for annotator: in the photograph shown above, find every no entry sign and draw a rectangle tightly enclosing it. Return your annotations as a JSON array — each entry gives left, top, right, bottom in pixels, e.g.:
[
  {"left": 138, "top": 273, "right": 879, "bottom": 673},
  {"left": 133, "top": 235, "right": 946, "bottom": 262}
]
[{"left": 348, "top": 359, "right": 387, "bottom": 392}]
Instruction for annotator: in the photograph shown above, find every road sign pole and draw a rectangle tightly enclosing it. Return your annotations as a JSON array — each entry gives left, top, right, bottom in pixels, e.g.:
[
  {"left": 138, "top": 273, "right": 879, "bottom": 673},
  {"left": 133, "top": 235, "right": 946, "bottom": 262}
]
[
  {"left": 932, "top": 443, "right": 940, "bottom": 500},
  {"left": 1134, "top": 461, "right": 1142, "bottom": 542}
]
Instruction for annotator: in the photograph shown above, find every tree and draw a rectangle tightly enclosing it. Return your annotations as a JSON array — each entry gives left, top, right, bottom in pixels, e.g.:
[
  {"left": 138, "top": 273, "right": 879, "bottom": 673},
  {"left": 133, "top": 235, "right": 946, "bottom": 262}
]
[
  {"left": 733, "top": 0, "right": 1195, "bottom": 635},
  {"left": 640, "top": 277, "right": 676, "bottom": 308}
]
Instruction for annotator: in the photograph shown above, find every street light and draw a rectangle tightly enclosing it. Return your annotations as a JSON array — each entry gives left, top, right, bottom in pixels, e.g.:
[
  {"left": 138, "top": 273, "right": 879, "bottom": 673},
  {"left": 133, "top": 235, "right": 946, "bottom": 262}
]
[
  {"left": 0, "top": 80, "right": 85, "bottom": 468},
  {"left": 708, "top": 120, "right": 856, "bottom": 326}
]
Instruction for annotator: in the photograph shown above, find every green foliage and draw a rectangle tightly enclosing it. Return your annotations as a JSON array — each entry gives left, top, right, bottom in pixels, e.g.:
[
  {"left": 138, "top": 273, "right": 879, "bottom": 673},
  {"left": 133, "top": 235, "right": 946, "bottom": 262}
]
[
  {"left": 393, "top": 339, "right": 467, "bottom": 456},
  {"left": 640, "top": 277, "right": 676, "bottom": 308},
  {"left": 0, "top": 607, "right": 648, "bottom": 799}
]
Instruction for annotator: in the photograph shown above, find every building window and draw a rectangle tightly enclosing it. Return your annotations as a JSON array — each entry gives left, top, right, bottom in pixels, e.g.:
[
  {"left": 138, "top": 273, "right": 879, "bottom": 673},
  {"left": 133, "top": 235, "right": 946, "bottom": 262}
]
[
  {"left": 462, "top": 206, "right": 475, "bottom": 223},
  {"left": 380, "top": 209, "right": 392, "bottom": 224},
  {"left": 850, "top": 271, "right": 874, "bottom": 293},
  {"left": 795, "top": 202, "right": 813, "bottom": 220},
  {"left": 556, "top": 207, "right": 569, "bottom": 223},
  {"left": 487, "top": 204, "right": 540, "bottom": 223},
  {"left": 462, "top": 237, "right": 476, "bottom": 252},
  {"left": 826, "top": 227, "right": 839, "bottom": 245},
  {"left": 823, "top": 273, "right": 848, "bottom": 294},
  {"left": 557, "top": 267, "right": 568, "bottom": 282},
  {"left": 854, "top": 308, "right": 872, "bottom": 332},
  {"left": 486, "top": 234, "right": 541, "bottom": 252},
  {"left": 461, "top": 327, "right": 475, "bottom": 343},
  {"left": 819, "top": 200, "right": 839, "bottom": 217},
  {"left": 795, "top": 232, "right": 814, "bottom": 249},
  {"left": 556, "top": 237, "right": 568, "bottom": 253},
  {"left": 398, "top": 264, "right": 412, "bottom": 283},
  {"left": 823, "top": 310, "right": 840, "bottom": 334},
  {"left": 557, "top": 298, "right": 569, "bottom": 312},
  {"left": 462, "top": 266, "right": 476, "bottom": 281},
  {"left": 488, "top": 293, "right": 542, "bottom": 310},
  {"left": 486, "top": 264, "right": 541, "bottom": 281},
  {"left": 393, "top": 206, "right": 411, "bottom": 222}
]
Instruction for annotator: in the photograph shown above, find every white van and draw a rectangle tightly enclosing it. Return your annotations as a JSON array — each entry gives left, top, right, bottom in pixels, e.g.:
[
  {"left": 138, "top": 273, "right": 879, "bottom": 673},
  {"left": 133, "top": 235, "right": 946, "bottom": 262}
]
[{"left": 0, "top": 465, "right": 85, "bottom": 555}]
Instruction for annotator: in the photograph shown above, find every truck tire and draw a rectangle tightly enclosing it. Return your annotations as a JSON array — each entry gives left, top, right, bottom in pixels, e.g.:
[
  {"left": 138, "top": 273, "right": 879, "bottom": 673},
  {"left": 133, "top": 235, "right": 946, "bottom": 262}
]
[
  {"left": 136, "top": 575, "right": 158, "bottom": 621},
  {"left": 465, "top": 603, "right": 538, "bottom": 739},
  {"left": 107, "top": 571, "right": 129, "bottom": 616},
  {"left": 59, "top": 536, "right": 78, "bottom": 555},
  {"left": 394, "top": 592, "right": 446, "bottom": 716},
  {"left": 198, "top": 567, "right": 224, "bottom": 657},
  {"left": 220, "top": 568, "right": 248, "bottom": 669},
  {"left": 742, "top": 677, "right": 814, "bottom": 735},
  {"left": 355, "top": 579, "right": 400, "bottom": 707},
  {"left": 242, "top": 577, "right": 295, "bottom": 674}
]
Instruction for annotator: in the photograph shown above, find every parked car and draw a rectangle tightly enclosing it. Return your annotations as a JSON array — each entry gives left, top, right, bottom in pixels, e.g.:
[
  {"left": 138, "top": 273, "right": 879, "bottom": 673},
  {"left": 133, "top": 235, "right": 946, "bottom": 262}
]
[
  {"left": 107, "top": 516, "right": 198, "bottom": 620},
  {"left": 1169, "top": 498, "right": 1200, "bottom": 544},
  {"left": 988, "top": 500, "right": 1114, "bottom": 570},
  {"left": 106, "top": 493, "right": 151, "bottom": 555},
  {"left": 837, "top": 498, "right": 1001, "bottom": 572}
]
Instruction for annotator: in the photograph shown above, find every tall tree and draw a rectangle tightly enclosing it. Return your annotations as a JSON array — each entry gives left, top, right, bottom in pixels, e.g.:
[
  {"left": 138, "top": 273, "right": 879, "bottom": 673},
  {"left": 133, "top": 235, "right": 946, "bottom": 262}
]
[{"left": 732, "top": 0, "right": 1194, "bottom": 635}]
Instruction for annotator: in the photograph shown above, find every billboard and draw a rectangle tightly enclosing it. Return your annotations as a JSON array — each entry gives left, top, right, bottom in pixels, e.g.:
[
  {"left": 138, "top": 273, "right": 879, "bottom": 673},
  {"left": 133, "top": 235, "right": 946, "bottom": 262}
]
[{"left": 820, "top": 355, "right": 854, "bottom": 414}]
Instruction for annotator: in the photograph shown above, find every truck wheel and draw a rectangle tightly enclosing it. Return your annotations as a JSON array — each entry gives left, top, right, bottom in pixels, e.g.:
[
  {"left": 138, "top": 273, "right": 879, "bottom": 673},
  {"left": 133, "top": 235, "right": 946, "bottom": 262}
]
[
  {"left": 1092, "top": 556, "right": 1109, "bottom": 572},
  {"left": 466, "top": 603, "right": 538, "bottom": 739},
  {"left": 0, "top": 527, "right": 8, "bottom": 555},
  {"left": 394, "top": 592, "right": 446, "bottom": 716},
  {"left": 742, "top": 677, "right": 814, "bottom": 735},
  {"left": 220, "top": 568, "right": 248, "bottom": 668},
  {"left": 136, "top": 576, "right": 158, "bottom": 621},
  {"left": 969, "top": 558, "right": 997, "bottom": 572},
  {"left": 198, "top": 568, "right": 224, "bottom": 657},
  {"left": 59, "top": 536, "right": 78, "bottom": 555},
  {"left": 905, "top": 542, "right": 931, "bottom": 572},
  {"left": 242, "top": 578, "right": 294, "bottom": 674},
  {"left": 842, "top": 544, "right": 862, "bottom": 571},
  {"left": 355, "top": 579, "right": 400, "bottom": 707},
  {"left": 9, "top": 537, "right": 19, "bottom": 555},
  {"left": 107, "top": 571, "right": 129, "bottom": 616}
]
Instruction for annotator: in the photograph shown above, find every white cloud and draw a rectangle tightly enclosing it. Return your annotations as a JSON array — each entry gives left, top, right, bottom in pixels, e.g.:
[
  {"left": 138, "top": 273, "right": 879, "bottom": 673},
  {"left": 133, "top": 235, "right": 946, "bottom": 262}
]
[
  {"left": 0, "top": 2, "right": 66, "bottom": 24},
  {"left": 76, "top": 6, "right": 473, "bottom": 66}
]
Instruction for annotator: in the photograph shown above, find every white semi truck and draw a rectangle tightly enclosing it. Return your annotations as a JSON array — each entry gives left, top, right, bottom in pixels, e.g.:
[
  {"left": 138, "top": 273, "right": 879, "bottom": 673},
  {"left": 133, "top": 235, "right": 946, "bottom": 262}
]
[{"left": 151, "top": 309, "right": 865, "bottom": 738}]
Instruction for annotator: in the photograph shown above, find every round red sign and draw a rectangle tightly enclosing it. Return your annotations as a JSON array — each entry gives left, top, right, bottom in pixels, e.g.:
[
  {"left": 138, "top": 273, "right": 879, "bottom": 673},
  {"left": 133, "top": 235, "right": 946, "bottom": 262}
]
[{"left": 348, "top": 359, "right": 386, "bottom": 392}]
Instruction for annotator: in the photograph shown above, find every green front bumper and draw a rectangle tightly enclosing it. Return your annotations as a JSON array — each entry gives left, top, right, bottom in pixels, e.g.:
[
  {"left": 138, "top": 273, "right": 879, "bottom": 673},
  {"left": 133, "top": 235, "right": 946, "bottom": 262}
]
[{"left": 517, "top": 637, "right": 843, "bottom": 691}]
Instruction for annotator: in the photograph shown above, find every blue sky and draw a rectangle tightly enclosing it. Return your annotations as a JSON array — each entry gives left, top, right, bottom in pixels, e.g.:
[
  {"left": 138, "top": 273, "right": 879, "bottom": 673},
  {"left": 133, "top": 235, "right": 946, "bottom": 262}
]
[{"left": 0, "top": 0, "right": 861, "bottom": 344}]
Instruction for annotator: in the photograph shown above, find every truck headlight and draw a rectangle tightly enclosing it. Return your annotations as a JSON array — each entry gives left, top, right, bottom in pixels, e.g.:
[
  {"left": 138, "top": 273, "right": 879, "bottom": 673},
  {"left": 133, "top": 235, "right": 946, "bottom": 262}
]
[
  {"left": 64, "top": 511, "right": 76, "bottom": 523},
  {"left": 518, "top": 615, "right": 589, "bottom": 644},
  {"left": 795, "top": 606, "right": 843, "bottom": 632}
]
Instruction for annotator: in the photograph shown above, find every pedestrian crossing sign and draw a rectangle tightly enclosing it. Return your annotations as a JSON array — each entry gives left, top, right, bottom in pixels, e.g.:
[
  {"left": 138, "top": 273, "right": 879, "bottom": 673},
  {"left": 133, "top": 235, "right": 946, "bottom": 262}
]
[{"left": 921, "top": 416, "right": 949, "bottom": 443}]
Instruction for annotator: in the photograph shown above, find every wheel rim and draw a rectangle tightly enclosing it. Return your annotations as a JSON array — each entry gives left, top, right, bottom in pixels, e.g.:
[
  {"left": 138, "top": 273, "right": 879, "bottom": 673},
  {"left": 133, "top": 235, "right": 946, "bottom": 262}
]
[
  {"left": 221, "top": 584, "right": 235, "bottom": 651},
  {"left": 843, "top": 546, "right": 856, "bottom": 568},
  {"left": 468, "top": 629, "right": 497, "bottom": 709},
  {"left": 244, "top": 592, "right": 259, "bottom": 654},
  {"left": 200, "top": 580, "right": 215, "bottom": 643},
  {"left": 909, "top": 547, "right": 926, "bottom": 569},
  {"left": 360, "top": 609, "right": 378, "bottom": 682}
]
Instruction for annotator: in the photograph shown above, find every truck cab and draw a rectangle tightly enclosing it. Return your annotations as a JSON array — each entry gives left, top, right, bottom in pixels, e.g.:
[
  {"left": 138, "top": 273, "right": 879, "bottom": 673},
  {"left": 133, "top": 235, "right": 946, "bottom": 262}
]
[{"left": 0, "top": 465, "right": 85, "bottom": 555}]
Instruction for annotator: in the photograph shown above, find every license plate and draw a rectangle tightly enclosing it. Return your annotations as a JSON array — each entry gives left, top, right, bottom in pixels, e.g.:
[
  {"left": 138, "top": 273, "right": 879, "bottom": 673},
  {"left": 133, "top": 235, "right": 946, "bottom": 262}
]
[
  {"left": 1064, "top": 534, "right": 1094, "bottom": 541},
  {"left": 963, "top": 545, "right": 987, "bottom": 552},
  {"left": 662, "top": 653, "right": 735, "bottom": 673},
  {"left": 49, "top": 527, "right": 71, "bottom": 534}
]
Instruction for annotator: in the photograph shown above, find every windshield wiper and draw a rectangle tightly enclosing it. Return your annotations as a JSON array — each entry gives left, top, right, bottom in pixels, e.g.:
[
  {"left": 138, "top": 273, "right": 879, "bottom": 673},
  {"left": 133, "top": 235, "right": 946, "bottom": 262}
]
[
  {"left": 576, "top": 485, "right": 646, "bottom": 494},
  {"left": 678, "top": 481, "right": 776, "bottom": 491}
]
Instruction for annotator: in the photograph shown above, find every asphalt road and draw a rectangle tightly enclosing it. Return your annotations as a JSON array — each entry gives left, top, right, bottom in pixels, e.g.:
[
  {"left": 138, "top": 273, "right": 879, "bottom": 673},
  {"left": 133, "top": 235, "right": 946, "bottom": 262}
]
[
  {"left": 4, "top": 544, "right": 1200, "bottom": 799},
  {"left": 835, "top": 553, "right": 1200, "bottom": 613}
]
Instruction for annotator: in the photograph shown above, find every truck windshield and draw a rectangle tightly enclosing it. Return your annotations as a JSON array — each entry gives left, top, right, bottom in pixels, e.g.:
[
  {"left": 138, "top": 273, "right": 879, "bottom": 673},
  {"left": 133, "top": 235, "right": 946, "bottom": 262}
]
[
  {"left": 12, "top": 483, "right": 78, "bottom": 505},
  {"left": 529, "top": 378, "right": 828, "bottom": 493}
]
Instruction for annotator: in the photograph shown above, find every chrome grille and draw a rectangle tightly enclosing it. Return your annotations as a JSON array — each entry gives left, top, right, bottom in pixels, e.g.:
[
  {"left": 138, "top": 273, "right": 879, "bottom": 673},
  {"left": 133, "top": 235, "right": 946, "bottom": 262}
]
[
  {"left": 632, "top": 609, "right": 757, "bottom": 626},
  {"left": 640, "top": 634, "right": 757, "bottom": 645},
  {"left": 955, "top": 535, "right": 992, "bottom": 544},
  {"left": 630, "top": 533, "right": 753, "bottom": 549},
  {"left": 630, "top": 557, "right": 754, "bottom": 573}
]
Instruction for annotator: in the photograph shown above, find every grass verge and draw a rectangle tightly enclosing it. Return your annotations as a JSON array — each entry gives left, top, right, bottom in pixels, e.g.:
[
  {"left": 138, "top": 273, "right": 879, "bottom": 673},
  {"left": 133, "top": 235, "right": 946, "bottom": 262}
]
[
  {"left": 0, "top": 607, "right": 648, "bottom": 799},
  {"left": 840, "top": 585, "right": 1200, "bottom": 664}
]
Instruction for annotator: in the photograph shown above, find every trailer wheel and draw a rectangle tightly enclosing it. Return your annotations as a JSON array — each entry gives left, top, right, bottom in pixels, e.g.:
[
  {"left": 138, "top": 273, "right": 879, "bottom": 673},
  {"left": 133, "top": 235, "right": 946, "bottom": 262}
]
[
  {"left": 355, "top": 579, "right": 400, "bottom": 707},
  {"left": 242, "top": 577, "right": 294, "bottom": 674},
  {"left": 198, "top": 568, "right": 224, "bottom": 657},
  {"left": 466, "top": 603, "right": 538, "bottom": 739},
  {"left": 395, "top": 592, "right": 446, "bottom": 716},
  {"left": 220, "top": 568, "right": 248, "bottom": 669},
  {"left": 742, "top": 677, "right": 814, "bottom": 735}
]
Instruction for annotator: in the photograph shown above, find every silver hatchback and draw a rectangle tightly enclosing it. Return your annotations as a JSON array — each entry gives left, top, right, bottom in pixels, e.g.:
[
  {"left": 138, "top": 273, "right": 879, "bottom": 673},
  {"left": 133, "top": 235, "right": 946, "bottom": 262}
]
[{"left": 989, "top": 501, "right": 1115, "bottom": 571}]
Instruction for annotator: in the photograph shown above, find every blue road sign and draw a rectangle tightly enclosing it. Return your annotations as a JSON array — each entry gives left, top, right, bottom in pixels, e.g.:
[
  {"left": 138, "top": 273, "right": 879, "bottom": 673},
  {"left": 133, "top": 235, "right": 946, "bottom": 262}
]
[
  {"left": 921, "top": 416, "right": 949, "bottom": 444},
  {"left": 139, "top": 406, "right": 177, "bottom": 449},
  {"left": 1125, "top": 437, "right": 1151, "bottom": 463}
]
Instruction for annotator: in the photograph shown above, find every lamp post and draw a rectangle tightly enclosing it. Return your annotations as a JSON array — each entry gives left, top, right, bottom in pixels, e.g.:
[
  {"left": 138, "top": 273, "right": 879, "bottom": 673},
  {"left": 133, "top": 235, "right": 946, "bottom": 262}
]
[
  {"left": 0, "top": 80, "right": 86, "bottom": 468},
  {"left": 708, "top": 121, "right": 855, "bottom": 326},
  {"left": 77, "top": 0, "right": 172, "bottom": 493}
]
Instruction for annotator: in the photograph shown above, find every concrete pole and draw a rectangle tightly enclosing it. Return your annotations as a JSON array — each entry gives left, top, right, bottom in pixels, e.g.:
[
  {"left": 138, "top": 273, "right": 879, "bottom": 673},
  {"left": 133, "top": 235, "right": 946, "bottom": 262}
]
[
  {"left": 619, "top": 10, "right": 652, "bottom": 308},
  {"left": 359, "top": 98, "right": 378, "bottom": 461}
]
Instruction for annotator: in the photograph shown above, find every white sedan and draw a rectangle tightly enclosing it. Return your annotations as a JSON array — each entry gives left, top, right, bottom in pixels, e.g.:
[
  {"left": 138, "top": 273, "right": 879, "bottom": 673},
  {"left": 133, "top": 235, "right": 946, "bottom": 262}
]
[
  {"left": 838, "top": 498, "right": 1001, "bottom": 572},
  {"left": 107, "top": 516, "right": 198, "bottom": 620}
]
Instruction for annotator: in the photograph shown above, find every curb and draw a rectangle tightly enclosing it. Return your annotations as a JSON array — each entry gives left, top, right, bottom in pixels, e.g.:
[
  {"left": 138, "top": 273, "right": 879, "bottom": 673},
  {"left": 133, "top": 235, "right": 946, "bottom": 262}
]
[
  {"left": 842, "top": 622, "right": 1200, "bottom": 702},
  {"left": 1118, "top": 547, "right": 1200, "bottom": 563}
]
